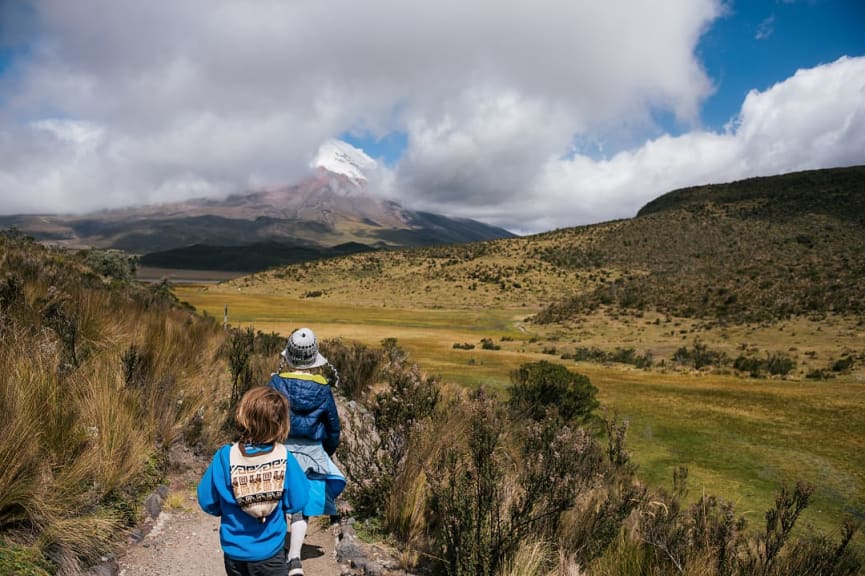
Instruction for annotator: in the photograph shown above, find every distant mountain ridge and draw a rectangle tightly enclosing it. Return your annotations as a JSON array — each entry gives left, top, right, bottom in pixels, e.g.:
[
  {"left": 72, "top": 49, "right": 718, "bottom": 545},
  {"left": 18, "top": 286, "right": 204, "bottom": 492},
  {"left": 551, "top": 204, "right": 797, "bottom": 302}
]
[{"left": 0, "top": 141, "right": 515, "bottom": 270}]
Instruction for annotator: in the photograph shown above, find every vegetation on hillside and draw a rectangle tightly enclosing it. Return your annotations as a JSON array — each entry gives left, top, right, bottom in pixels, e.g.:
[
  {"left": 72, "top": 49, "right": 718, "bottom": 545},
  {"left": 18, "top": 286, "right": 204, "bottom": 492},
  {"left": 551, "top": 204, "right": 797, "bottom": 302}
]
[
  {"left": 2, "top": 228, "right": 863, "bottom": 574},
  {"left": 535, "top": 166, "right": 865, "bottom": 323},
  {"left": 231, "top": 166, "right": 865, "bottom": 325},
  {"left": 333, "top": 339, "right": 863, "bottom": 575},
  {"left": 0, "top": 231, "right": 231, "bottom": 574}
]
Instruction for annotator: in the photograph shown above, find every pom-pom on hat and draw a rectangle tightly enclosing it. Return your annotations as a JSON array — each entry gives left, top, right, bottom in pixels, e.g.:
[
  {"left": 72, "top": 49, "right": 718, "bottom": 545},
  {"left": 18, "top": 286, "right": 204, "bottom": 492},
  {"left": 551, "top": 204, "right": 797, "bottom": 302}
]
[{"left": 281, "top": 327, "right": 327, "bottom": 369}]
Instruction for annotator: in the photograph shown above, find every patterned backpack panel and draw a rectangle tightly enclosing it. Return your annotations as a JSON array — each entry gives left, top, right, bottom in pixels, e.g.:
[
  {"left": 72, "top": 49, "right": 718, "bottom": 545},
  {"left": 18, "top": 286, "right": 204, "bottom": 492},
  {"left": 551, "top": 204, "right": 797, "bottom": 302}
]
[{"left": 229, "top": 443, "right": 287, "bottom": 522}]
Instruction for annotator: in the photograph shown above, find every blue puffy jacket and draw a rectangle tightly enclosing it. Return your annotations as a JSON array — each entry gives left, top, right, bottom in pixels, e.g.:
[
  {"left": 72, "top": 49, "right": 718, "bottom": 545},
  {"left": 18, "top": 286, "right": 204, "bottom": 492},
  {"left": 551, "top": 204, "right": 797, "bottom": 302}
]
[{"left": 267, "top": 372, "right": 341, "bottom": 455}]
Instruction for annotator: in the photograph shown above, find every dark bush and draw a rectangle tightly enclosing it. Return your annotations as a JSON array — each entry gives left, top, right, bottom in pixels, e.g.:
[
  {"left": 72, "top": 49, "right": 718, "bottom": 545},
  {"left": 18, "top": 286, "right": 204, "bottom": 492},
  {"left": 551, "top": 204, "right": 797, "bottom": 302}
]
[
  {"left": 508, "top": 361, "right": 598, "bottom": 424},
  {"left": 320, "top": 339, "right": 382, "bottom": 401},
  {"left": 121, "top": 344, "right": 153, "bottom": 390},
  {"left": 250, "top": 330, "right": 283, "bottom": 357},
  {"left": 674, "top": 339, "right": 726, "bottom": 370},
  {"left": 766, "top": 352, "right": 796, "bottom": 376},
  {"left": 831, "top": 356, "right": 854, "bottom": 372},
  {"left": 430, "top": 390, "right": 503, "bottom": 575},
  {"left": 734, "top": 354, "right": 764, "bottom": 377},
  {"left": 225, "top": 327, "right": 255, "bottom": 414},
  {"left": 0, "top": 275, "right": 25, "bottom": 311},
  {"left": 430, "top": 390, "right": 608, "bottom": 575},
  {"left": 480, "top": 338, "right": 500, "bottom": 350},
  {"left": 39, "top": 288, "right": 80, "bottom": 370}
]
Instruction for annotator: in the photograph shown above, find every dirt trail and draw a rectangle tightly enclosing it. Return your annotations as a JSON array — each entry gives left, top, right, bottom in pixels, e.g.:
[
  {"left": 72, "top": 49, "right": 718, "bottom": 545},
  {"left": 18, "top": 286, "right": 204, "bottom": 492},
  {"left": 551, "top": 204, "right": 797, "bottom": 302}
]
[
  {"left": 114, "top": 447, "right": 345, "bottom": 576},
  {"left": 116, "top": 488, "right": 342, "bottom": 576}
]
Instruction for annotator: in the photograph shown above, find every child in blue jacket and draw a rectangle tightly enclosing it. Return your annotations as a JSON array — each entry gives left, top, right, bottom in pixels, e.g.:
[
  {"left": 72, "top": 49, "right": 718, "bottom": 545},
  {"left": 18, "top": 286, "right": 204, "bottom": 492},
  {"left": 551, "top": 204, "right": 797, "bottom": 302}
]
[
  {"left": 198, "top": 386, "right": 310, "bottom": 576},
  {"left": 267, "top": 327, "right": 345, "bottom": 576}
]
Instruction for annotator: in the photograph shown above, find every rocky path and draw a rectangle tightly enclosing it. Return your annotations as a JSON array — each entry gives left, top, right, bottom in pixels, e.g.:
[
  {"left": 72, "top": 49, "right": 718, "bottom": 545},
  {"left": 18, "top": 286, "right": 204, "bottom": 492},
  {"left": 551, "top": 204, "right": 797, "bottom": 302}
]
[
  {"left": 116, "top": 484, "right": 343, "bottom": 576},
  {"left": 108, "top": 446, "right": 407, "bottom": 576}
]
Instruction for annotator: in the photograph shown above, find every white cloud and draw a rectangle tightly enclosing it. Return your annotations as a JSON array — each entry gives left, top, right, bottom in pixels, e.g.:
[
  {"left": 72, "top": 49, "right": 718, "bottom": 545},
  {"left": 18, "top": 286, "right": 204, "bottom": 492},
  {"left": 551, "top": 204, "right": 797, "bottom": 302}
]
[
  {"left": 0, "top": 1, "right": 862, "bottom": 236},
  {"left": 755, "top": 15, "right": 775, "bottom": 40},
  {"left": 425, "top": 55, "right": 864, "bottom": 233},
  {"left": 0, "top": 0, "right": 720, "bottom": 217}
]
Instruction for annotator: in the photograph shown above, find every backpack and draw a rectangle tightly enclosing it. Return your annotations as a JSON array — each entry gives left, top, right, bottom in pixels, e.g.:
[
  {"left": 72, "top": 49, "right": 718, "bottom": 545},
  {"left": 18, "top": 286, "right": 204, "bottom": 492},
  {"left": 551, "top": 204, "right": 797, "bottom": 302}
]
[{"left": 229, "top": 443, "right": 287, "bottom": 522}]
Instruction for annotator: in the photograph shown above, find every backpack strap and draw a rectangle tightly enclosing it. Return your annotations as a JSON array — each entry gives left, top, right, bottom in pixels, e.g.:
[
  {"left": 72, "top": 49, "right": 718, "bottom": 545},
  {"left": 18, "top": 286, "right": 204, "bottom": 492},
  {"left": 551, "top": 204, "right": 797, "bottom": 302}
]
[{"left": 229, "top": 443, "right": 287, "bottom": 523}]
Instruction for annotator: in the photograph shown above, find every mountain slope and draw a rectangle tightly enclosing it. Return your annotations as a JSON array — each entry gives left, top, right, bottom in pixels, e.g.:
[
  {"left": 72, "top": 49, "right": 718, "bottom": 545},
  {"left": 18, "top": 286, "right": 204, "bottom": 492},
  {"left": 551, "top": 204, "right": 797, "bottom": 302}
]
[
  {"left": 535, "top": 165, "right": 865, "bottom": 322},
  {"left": 226, "top": 165, "right": 865, "bottom": 323},
  {"left": 0, "top": 169, "right": 513, "bottom": 252},
  {"left": 0, "top": 138, "right": 515, "bottom": 271}
]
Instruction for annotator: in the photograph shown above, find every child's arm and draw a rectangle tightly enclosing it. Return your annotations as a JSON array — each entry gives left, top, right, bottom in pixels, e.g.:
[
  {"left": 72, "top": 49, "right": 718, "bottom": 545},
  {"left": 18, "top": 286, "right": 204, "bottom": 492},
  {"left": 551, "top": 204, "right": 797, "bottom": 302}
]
[
  {"left": 282, "top": 453, "right": 310, "bottom": 514},
  {"left": 322, "top": 391, "right": 341, "bottom": 455},
  {"left": 197, "top": 450, "right": 224, "bottom": 517}
]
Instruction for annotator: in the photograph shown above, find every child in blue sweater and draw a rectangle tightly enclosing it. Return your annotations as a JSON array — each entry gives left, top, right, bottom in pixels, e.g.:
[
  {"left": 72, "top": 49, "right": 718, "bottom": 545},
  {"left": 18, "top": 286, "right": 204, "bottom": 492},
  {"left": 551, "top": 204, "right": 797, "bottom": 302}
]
[{"left": 198, "top": 387, "right": 310, "bottom": 576}]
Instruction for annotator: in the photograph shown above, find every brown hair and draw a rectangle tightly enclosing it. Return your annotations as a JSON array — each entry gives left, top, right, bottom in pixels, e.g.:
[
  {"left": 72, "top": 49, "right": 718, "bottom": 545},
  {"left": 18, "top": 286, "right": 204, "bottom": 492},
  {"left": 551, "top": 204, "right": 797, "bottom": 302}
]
[{"left": 235, "top": 387, "right": 290, "bottom": 444}]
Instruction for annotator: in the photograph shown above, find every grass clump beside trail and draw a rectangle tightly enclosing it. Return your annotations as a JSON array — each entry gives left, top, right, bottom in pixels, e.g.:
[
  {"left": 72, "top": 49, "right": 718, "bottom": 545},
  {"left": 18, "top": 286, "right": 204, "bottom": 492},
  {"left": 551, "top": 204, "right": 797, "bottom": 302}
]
[{"left": 0, "top": 232, "right": 231, "bottom": 575}]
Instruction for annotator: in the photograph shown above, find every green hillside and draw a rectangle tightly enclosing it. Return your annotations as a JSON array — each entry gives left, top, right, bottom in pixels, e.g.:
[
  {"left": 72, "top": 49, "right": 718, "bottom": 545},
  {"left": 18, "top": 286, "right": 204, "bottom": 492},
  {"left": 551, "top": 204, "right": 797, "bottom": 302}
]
[{"left": 537, "top": 166, "right": 865, "bottom": 323}]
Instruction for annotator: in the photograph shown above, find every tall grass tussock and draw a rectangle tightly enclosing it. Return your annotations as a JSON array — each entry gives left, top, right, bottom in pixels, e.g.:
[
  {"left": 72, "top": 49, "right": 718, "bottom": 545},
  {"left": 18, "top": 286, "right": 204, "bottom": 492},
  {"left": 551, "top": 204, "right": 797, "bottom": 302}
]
[{"left": 0, "top": 232, "right": 228, "bottom": 574}]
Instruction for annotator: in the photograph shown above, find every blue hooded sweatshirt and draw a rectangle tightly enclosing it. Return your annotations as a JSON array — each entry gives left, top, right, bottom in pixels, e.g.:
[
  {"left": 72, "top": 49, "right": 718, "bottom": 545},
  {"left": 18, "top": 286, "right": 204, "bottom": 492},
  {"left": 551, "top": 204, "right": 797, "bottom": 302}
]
[{"left": 197, "top": 443, "right": 309, "bottom": 562}]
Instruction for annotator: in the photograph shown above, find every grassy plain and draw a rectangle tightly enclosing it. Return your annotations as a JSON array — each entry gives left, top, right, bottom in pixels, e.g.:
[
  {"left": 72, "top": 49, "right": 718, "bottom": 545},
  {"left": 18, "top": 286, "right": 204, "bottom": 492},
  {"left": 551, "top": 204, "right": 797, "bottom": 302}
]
[{"left": 174, "top": 282, "right": 865, "bottom": 537}]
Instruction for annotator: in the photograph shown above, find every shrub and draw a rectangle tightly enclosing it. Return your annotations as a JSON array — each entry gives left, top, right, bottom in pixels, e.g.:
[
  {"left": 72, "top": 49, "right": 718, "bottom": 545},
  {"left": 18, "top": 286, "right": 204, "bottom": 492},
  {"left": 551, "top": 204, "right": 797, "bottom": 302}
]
[
  {"left": 766, "top": 352, "right": 796, "bottom": 376},
  {"left": 429, "top": 390, "right": 503, "bottom": 575},
  {"left": 338, "top": 341, "right": 439, "bottom": 521},
  {"left": 673, "top": 339, "right": 726, "bottom": 370},
  {"left": 608, "top": 347, "right": 633, "bottom": 364},
  {"left": 429, "top": 389, "right": 604, "bottom": 575},
  {"left": 0, "top": 275, "right": 25, "bottom": 312},
  {"left": 320, "top": 339, "right": 382, "bottom": 401},
  {"left": 452, "top": 342, "right": 475, "bottom": 350},
  {"left": 254, "top": 330, "right": 284, "bottom": 357},
  {"left": 121, "top": 344, "right": 153, "bottom": 390},
  {"left": 734, "top": 354, "right": 764, "bottom": 377},
  {"left": 508, "top": 361, "right": 598, "bottom": 424},
  {"left": 570, "top": 346, "right": 608, "bottom": 363},
  {"left": 83, "top": 249, "right": 136, "bottom": 283},
  {"left": 480, "top": 338, "right": 501, "bottom": 350},
  {"left": 634, "top": 351, "right": 654, "bottom": 369},
  {"left": 225, "top": 327, "right": 255, "bottom": 415},
  {"left": 831, "top": 356, "right": 854, "bottom": 372}
]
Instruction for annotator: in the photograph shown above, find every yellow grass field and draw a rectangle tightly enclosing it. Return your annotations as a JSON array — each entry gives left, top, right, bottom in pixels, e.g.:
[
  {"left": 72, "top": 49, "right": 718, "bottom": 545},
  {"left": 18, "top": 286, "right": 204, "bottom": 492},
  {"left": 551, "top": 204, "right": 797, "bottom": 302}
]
[{"left": 175, "top": 283, "right": 865, "bottom": 536}]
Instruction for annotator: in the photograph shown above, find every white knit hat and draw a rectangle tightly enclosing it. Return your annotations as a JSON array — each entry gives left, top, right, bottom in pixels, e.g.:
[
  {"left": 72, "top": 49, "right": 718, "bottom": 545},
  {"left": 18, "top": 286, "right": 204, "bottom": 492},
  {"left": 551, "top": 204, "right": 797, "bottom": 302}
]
[{"left": 281, "top": 327, "right": 327, "bottom": 369}]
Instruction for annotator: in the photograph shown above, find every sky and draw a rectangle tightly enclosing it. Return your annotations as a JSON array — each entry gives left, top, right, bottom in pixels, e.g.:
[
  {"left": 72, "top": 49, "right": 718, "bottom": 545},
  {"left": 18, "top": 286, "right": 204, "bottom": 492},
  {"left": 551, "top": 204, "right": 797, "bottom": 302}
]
[{"left": 0, "top": 0, "right": 863, "bottom": 235}]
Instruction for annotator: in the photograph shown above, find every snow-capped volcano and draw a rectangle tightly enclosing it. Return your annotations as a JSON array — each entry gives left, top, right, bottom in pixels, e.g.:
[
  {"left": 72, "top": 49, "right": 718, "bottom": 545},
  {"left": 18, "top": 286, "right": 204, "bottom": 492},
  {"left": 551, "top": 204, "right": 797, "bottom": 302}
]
[
  {"left": 312, "top": 140, "right": 377, "bottom": 184},
  {"left": 1, "top": 136, "right": 515, "bottom": 266}
]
